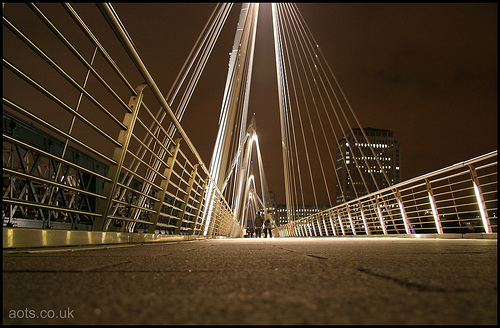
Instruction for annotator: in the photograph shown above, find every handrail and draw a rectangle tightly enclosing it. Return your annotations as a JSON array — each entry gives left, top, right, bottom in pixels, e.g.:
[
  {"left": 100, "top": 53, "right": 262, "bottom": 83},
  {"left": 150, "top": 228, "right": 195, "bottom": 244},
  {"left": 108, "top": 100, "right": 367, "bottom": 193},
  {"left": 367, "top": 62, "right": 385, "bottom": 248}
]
[
  {"left": 2, "top": 3, "right": 241, "bottom": 239},
  {"left": 275, "top": 151, "right": 497, "bottom": 237}
]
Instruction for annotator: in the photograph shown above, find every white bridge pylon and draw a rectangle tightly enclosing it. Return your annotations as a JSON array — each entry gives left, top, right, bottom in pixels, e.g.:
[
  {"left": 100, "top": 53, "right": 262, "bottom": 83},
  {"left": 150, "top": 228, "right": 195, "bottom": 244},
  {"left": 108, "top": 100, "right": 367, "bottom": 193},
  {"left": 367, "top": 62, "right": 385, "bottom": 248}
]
[
  {"left": 229, "top": 117, "right": 273, "bottom": 231},
  {"left": 202, "top": 2, "right": 394, "bottom": 236},
  {"left": 202, "top": 3, "right": 265, "bottom": 236}
]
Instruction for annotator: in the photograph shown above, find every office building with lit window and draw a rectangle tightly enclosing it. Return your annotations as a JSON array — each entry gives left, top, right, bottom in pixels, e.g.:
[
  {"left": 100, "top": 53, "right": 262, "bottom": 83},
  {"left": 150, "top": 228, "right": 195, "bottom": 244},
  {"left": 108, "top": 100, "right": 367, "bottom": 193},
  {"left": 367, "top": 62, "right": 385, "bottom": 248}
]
[
  {"left": 261, "top": 191, "right": 329, "bottom": 226},
  {"left": 335, "top": 127, "right": 401, "bottom": 205},
  {"left": 273, "top": 204, "right": 330, "bottom": 226}
]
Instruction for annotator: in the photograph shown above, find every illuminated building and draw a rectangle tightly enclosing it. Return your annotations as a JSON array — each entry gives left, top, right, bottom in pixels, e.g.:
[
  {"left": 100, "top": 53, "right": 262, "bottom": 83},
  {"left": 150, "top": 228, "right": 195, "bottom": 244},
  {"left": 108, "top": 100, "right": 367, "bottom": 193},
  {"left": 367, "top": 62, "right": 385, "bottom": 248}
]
[
  {"left": 335, "top": 128, "right": 401, "bottom": 205},
  {"left": 273, "top": 204, "right": 330, "bottom": 226}
]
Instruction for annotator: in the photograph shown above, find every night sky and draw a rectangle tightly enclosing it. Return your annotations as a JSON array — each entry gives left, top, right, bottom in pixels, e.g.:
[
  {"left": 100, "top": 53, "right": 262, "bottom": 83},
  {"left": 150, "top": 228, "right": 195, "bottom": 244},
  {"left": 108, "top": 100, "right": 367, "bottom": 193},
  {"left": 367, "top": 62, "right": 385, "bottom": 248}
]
[
  {"left": 111, "top": 3, "right": 497, "bottom": 205},
  {"left": 6, "top": 3, "right": 495, "bottom": 205}
]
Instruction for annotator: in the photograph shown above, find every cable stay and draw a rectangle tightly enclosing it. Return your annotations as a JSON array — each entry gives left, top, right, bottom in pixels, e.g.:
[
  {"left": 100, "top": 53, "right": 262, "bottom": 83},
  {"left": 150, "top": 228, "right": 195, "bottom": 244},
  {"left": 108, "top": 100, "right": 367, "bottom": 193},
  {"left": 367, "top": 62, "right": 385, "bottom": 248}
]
[
  {"left": 100, "top": 3, "right": 233, "bottom": 231},
  {"left": 203, "top": 3, "right": 260, "bottom": 234},
  {"left": 272, "top": 3, "right": 394, "bottom": 224},
  {"left": 119, "top": 1, "right": 396, "bottom": 231}
]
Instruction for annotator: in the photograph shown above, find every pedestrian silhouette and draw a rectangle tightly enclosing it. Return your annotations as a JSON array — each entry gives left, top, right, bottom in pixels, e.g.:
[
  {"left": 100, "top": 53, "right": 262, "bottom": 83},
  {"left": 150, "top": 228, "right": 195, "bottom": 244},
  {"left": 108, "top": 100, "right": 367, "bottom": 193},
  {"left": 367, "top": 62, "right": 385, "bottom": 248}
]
[
  {"left": 254, "top": 213, "right": 264, "bottom": 238},
  {"left": 264, "top": 216, "right": 272, "bottom": 238}
]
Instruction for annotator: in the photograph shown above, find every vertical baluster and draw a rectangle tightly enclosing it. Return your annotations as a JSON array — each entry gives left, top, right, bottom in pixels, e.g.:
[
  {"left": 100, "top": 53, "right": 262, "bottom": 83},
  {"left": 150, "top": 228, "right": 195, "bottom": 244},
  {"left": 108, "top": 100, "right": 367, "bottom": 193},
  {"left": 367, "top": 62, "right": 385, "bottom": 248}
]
[{"left": 93, "top": 84, "right": 147, "bottom": 231}]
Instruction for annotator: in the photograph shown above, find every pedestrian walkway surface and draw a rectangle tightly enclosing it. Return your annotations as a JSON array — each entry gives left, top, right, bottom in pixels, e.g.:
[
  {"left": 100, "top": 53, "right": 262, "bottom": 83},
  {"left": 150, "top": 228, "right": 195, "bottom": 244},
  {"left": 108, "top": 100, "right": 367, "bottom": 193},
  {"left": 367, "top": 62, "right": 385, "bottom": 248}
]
[{"left": 3, "top": 237, "right": 497, "bottom": 325}]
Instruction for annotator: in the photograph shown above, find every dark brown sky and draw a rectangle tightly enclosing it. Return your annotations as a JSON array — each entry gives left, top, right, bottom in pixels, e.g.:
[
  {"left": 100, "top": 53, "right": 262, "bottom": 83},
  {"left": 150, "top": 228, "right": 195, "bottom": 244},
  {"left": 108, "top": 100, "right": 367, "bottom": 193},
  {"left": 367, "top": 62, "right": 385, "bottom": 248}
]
[{"left": 108, "top": 3, "right": 497, "bottom": 204}]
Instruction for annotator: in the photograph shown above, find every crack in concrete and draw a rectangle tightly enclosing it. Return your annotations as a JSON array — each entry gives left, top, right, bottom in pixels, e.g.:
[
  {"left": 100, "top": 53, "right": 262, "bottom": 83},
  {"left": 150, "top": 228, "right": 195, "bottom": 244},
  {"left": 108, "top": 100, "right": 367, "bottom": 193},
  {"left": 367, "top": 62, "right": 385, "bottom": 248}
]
[
  {"left": 306, "top": 254, "right": 328, "bottom": 260},
  {"left": 357, "top": 267, "right": 466, "bottom": 292},
  {"left": 89, "top": 260, "right": 134, "bottom": 271}
]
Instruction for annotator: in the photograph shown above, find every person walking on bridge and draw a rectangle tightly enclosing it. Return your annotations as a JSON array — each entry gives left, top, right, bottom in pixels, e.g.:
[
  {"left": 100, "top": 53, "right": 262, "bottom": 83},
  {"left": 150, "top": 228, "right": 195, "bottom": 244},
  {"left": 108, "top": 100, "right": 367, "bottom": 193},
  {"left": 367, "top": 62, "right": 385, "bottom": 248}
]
[
  {"left": 254, "top": 213, "right": 264, "bottom": 238},
  {"left": 264, "top": 216, "right": 272, "bottom": 238}
]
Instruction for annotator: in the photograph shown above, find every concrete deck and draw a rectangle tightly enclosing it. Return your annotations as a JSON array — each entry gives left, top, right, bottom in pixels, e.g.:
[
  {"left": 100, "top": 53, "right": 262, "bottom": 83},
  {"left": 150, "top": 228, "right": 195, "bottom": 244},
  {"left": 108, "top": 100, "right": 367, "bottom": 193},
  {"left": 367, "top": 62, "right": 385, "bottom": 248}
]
[{"left": 3, "top": 237, "right": 497, "bottom": 325}]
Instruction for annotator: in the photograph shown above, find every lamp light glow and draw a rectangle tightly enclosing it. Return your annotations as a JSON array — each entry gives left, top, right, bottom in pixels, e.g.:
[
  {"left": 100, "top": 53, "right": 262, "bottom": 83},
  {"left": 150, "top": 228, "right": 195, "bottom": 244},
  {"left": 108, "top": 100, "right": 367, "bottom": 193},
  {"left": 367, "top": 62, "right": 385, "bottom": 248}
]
[
  {"left": 428, "top": 193, "right": 442, "bottom": 234},
  {"left": 473, "top": 183, "right": 491, "bottom": 233}
]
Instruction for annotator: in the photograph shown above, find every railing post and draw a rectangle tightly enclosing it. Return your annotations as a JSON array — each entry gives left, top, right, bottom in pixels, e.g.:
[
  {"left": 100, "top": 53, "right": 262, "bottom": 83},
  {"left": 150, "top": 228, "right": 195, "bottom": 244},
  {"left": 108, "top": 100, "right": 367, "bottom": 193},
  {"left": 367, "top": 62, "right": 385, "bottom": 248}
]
[
  {"left": 211, "top": 204, "right": 219, "bottom": 237},
  {"left": 226, "top": 207, "right": 234, "bottom": 236},
  {"left": 202, "top": 182, "right": 216, "bottom": 236},
  {"left": 308, "top": 218, "right": 315, "bottom": 236},
  {"left": 375, "top": 195, "right": 387, "bottom": 234},
  {"left": 315, "top": 214, "right": 322, "bottom": 236},
  {"left": 286, "top": 222, "right": 292, "bottom": 237},
  {"left": 336, "top": 209, "right": 345, "bottom": 235},
  {"left": 93, "top": 83, "right": 147, "bottom": 231},
  {"left": 395, "top": 189, "right": 411, "bottom": 234},
  {"left": 206, "top": 197, "right": 215, "bottom": 237},
  {"left": 190, "top": 178, "right": 208, "bottom": 235},
  {"left": 174, "top": 164, "right": 198, "bottom": 235},
  {"left": 359, "top": 202, "right": 370, "bottom": 235},
  {"left": 328, "top": 210, "right": 337, "bottom": 236},
  {"left": 469, "top": 164, "right": 491, "bottom": 233},
  {"left": 346, "top": 205, "right": 356, "bottom": 235},
  {"left": 317, "top": 215, "right": 322, "bottom": 236},
  {"left": 147, "top": 138, "right": 182, "bottom": 234},
  {"left": 426, "top": 179, "right": 443, "bottom": 234},
  {"left": 206, "top": 190, "right": 218, "bottom": 237},
  {"left": 230, "top": 211, "right": 240, "bottom": 237},
  {"left": 322, "top": 214, "right": 329, "bottom": 236}
]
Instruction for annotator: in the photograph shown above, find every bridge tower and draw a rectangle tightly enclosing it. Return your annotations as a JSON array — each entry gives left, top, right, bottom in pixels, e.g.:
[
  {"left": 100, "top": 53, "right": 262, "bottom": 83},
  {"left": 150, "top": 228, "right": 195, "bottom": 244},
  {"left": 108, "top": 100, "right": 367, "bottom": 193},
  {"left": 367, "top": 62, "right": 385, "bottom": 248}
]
[{"left": 203, "top": 3, "right": 260, "bottom": 234}]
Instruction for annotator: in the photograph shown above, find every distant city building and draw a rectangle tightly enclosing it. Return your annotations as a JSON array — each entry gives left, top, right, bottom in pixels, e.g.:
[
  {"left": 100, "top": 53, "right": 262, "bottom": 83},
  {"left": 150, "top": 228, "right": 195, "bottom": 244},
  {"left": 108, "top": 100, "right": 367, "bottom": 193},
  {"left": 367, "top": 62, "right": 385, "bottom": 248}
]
[
  {"left": 268, "top": 190, "right": 276, "bottom": 207},
  {"left": 335, "top": 127, "right": 401, "bottom": 205},
  {"left": 273, "top": 204, "right": 330, "bottom": 226},
  {"left": 260, "top": 191, "right": 328, "bottom": 226}
]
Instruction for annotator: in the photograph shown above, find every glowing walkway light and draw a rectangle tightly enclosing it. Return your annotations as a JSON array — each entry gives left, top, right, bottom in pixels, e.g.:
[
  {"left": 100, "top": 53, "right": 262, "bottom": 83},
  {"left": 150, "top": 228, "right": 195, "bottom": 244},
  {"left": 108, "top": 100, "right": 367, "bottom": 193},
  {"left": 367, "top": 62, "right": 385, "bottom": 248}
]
[
  {"left": 316, "top": 216, "right": 323, "bottom": 236},
  {"left": 426, "top": 180, "right": 443, "bottom": 234},
  {"left": 328, "top": 213, "right": 337, "bottom": 236},
  {"left": 469, "top": 165, "right": 491, "bottom": 233},
  {"left": 376, "top": 196, "right": 387, "bottom": 234},
  {"left": 428, "top": 193, "right": 442, "bottom": 234},
  {"left": 347, "top": 209, "right": 356, "bottom": 235},
  {"left": 397, "top": 199, "right": 410, "bottom": 234},
  {"left": 396, "top": 190, "right": 410, "bottom": 234},
  {"left": 473, "top": 183, "right": 490, "bottom": 233},
  {"left": 322, "top": 216, "right": 329, "bottom": 236},
  {"left": 359, "top": 203, "right": 370, "bottom": 235},
  {"left": 337, "top": 212, "right": 345, "bottom": 235}
]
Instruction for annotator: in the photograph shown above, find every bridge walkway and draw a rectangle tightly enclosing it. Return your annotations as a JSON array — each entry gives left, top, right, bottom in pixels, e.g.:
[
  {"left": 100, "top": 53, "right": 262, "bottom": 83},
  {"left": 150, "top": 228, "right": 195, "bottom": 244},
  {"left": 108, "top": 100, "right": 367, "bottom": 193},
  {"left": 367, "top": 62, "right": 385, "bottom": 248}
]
[{"left": 3, "top": 236, "right": 497, "bottom": 325}]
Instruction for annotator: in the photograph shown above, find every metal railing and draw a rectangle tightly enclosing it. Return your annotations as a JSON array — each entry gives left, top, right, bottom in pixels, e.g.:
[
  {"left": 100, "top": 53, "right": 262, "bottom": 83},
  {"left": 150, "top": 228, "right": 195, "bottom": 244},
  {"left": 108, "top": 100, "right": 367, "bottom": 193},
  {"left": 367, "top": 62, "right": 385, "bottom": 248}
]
[
  {"left": 275, "top": 151, "right": 497, "bottom": 237},
  {"left": 2, "top": 3, "right": 242, "bottom": 240}
]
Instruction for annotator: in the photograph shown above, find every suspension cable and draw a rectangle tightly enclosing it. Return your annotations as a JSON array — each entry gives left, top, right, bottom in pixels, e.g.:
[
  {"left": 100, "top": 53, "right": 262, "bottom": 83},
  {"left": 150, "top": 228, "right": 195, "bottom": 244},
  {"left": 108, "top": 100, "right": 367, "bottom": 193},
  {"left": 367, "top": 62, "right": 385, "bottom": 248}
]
[{"left": 273, "top": 3, "right": 394, "bottom": 219}]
